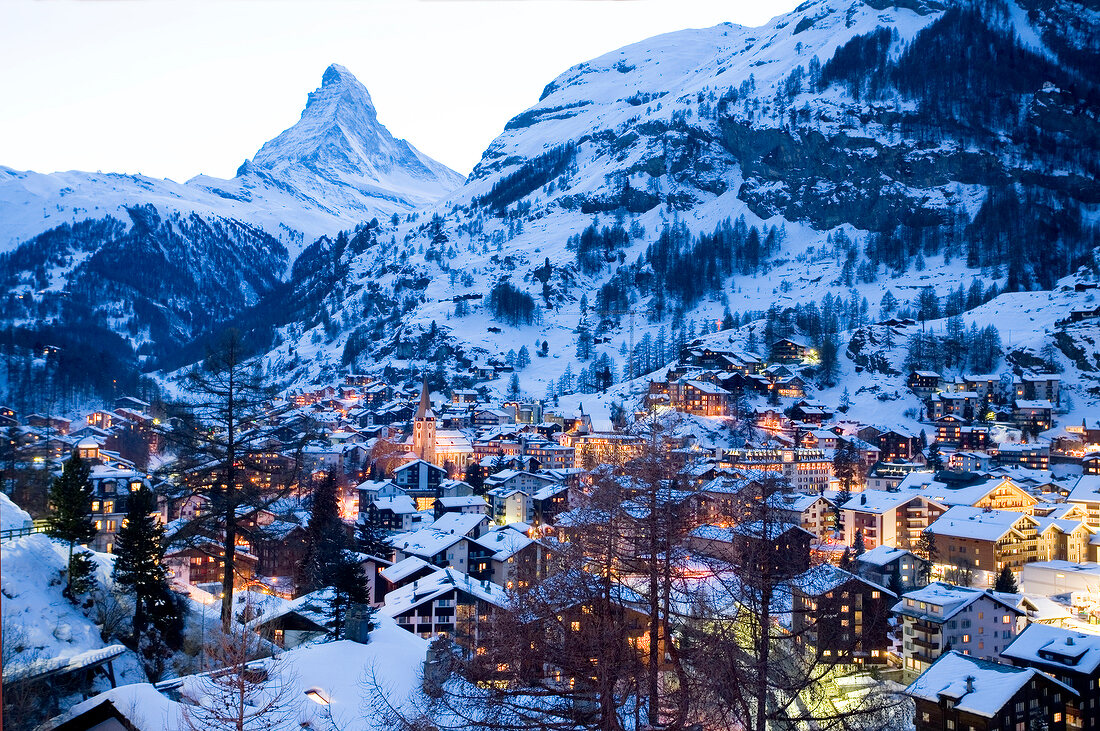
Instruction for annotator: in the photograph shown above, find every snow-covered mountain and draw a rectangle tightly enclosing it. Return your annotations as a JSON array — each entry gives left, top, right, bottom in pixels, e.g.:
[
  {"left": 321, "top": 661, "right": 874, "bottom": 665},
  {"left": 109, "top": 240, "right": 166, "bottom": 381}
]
[
  {"left": 0, "top": 64, "right": 462, "bottom": 257},
  {"left": 247, "top": 0, "right": 1099, "bottom": 423},
  {"left": 0, "top": 65, "right": 462, "bottom": 404},
  {"left": 4, "top": 0, "right": 1098, "bottom": 420}
]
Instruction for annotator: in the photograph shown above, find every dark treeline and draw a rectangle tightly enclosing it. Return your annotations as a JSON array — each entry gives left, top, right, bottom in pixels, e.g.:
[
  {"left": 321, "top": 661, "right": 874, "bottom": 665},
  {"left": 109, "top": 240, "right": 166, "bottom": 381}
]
[
  {"left": 488, "top": 280, "right": 538, "bottom": 326},
  {"left": 475, "top": 143, "right": 576, "bottom": 213},
  {"left": 811, "top": 2, "right": 1100, "bottom": 289},
  {"left": 595, "top": 218, "right": 781, "bottom": 319}
]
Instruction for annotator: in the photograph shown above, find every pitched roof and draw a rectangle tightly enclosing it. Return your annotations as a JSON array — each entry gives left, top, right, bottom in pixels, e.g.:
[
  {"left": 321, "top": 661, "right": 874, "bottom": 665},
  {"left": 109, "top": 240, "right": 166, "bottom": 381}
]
[
  {"left": 1002, "top": 622, "right": 1100, "bottom": 675},
  {"left": 905, "top": 651, "right": 1074, "bottom": 717},
  {"left": 856, "top": 545, "right": 915, "bottom": 568},
  {"left": 925, "top": 506, "right": 1036, "bottom": 542}
]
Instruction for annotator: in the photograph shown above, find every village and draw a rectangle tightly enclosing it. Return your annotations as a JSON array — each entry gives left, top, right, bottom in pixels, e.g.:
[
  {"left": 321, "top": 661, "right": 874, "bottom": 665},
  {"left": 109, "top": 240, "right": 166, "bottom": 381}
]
[{"left": 4, "top": 332, "right": 1100, "bottom": 731}]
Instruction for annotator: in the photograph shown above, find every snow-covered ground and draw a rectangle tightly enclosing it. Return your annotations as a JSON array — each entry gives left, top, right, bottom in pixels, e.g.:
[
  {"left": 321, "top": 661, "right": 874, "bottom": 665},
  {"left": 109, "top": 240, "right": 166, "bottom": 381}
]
[
  {"left": 49, "top": 614, "right": 429, "bottom": 731},
  {"left": 1, "top": 493, "right": 146, "bottom": 692}
]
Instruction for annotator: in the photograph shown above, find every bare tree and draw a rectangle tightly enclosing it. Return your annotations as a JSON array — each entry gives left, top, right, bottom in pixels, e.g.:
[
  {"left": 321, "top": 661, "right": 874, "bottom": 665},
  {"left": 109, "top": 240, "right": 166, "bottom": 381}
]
[
  {"left": 180, "top": 621, "right": 301, "bottom": 731},
  {"left": 678, "top": 475, "right": 905, "bottom": 731},
  {"left": 163, "top": 330, "right": 303, "bottom": 630}
]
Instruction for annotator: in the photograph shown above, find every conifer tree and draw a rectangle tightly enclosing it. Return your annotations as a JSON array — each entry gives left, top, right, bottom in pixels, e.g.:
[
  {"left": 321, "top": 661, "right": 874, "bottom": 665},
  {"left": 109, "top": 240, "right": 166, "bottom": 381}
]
[
  {"left": 926, "top": 442, "right": 945, "bottom": 472},
  {"left": 357, "top": 510, "right": 391, "bottom": 559},
  {"left": 113, "top": 484, "right": 181, "bottom": 678},
  {"left": 915, "top": 530, "right": 937, "bottom": 584},
  {"left": 45, "top": 453, "right": 97, "bottom": 601},
  {"left": 301, "top": 472, "right": 346, "bottom": 594},
  {"left": 994, "top": 566, "right": 1019, "bottom": 594},
  {"left": 301, "top": 472, "right": 372, "bottom": 639},
  {"left": 853, "top": 528, "right": 866, "bottom": 557}
]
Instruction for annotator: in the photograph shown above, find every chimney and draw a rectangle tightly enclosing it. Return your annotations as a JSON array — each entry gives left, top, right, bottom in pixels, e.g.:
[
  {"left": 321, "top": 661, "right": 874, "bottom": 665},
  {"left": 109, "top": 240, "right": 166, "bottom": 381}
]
[
  {"left": 1067, "top": 637, "right": 1075, "bottom": 646},
  {"left": 965, "top": 675, "right": 975, "bottom": 694},
  {"left": 860, "top": 494, "right": 867, "bottom": 505}
]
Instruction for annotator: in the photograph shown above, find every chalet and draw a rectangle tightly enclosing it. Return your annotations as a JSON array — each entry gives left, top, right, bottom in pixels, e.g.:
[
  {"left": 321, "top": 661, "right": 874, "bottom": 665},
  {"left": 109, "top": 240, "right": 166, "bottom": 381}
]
[
  {"left": 906, "top": 651, "right": 1074, "bottom": 731},
  {"left": 393, "top": 459, "right": 448, "bottom": 508},
  {"left": 1035, "top": 516, "right": 1095, "bottom": 564},
  {"left": 380, "top": 567, "right": 507, "bottom": 647},
  {"left": 864, "top": 431, "right": 906, "bottom": 464},
  {"left": 893, "top": 583, "right": 1025, "bottom": 676},
  {"left": 469, "top": 526, "right": 544, "bottom": 588},
  {"left": 771, "top": 337, "right": 811, "bottom": 364},
  {"left": 433, "top": 495, "right": 489, "bottom": 519},
  {"left": 791, "top": 565, "right": 895, "bottom": 666},
  {"left": 789, "top": 401, "right": 832, "bottom": 425},
  {"left": 486, "top": 486, "right": 534, "bottom": 525},
  {"left": 1068, "top": 476, "right": 1100, "bottom": 527},
  {"left": 929, "top": 392, "right": 982, "bottom": 422},
  {"left": 934, "top": 415, "right": 966, "bottom": 445},
  {"left": 896, "top": 472, "right": 1037, "bottom": 513},
  {"left": 1013, "top": 399, "right": 1054, "bottom": 433},
  {"left": 388, "top": 527, "right": 472, "bottom": 572},
  {"left": 766, "top": 492, "right": 833, "bottom": 540},
  {"left": 925, "top": 506, "right": 1040, "bottom": 585},
  {"left": 250, "top": 589, "right": 331, "bottom": 648},
  {"left": 840, "top": 491, "right": 947, "bottom": 550},
  {"left": 907, "top": 371, "right": 942, "bottom": 396},
  {"left": 854, "top": 545, "right": 929, "bottom": 592},
  {"left": 1020, "top": 373, "right": 1061, "bottom": 403},
  {"left": 993, "top": 442, "right": 1049, "bottom": 470},
  {"left": 673, "top": 379, "right": 732, "bottom": 416},
  {"left": 1001, "top": 624, "right": 1100, "bottom": 730},
  {"left": 530, "top": 482, "right": 570, "bottom": 527},
  {"left": 365, "top": 495, "right": 421, "bottom": 532}
]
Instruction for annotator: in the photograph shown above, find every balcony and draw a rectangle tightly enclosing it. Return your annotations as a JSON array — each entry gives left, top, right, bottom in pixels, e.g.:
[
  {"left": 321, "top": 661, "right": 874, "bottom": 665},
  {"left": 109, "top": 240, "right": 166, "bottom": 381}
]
[{"left": 910, "top": 635, "right": 938, "bottom": 650}]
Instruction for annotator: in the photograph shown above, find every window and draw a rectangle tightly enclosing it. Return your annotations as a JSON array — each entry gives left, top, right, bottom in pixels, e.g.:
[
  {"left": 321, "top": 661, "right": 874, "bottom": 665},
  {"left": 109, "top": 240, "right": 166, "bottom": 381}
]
[{"left": 962, "top": 634, "right": 970, "bottom": 643}]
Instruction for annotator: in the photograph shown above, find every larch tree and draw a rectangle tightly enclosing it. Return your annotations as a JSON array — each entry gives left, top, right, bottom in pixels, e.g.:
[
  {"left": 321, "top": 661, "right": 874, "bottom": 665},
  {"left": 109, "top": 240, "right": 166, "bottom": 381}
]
[{"left": 164, "top": 330, "right": 302, "bottom": 631}]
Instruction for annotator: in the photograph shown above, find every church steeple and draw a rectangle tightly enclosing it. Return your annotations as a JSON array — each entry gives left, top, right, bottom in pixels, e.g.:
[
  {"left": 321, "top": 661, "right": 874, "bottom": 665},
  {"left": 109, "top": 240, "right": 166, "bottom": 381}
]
[
  {"left": 415, "top": 379, "right": 435, "bottom": 420},
  {"left": 413, "top": 379, "right": 436, "bottom": 464}
]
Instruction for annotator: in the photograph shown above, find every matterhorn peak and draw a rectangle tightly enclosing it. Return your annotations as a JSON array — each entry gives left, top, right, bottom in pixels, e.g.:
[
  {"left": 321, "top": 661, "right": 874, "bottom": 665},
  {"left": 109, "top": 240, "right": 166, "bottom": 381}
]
[{"left": 241, "top": 64, "right": 463, "bottom": 205}]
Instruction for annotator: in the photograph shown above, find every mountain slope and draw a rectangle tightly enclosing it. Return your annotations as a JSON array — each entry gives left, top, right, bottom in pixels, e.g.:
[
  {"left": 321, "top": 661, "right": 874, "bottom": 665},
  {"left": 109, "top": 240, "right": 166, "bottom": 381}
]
[
  {"left": 251, "top": 0, "right": 1099, "bottom": 421},
  {"left": 0, "top": 65, "right": 462, "bottom": 407}
]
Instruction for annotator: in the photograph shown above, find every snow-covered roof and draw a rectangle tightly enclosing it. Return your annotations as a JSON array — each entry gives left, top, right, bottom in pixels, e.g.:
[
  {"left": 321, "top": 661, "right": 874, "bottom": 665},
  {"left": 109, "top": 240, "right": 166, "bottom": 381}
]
[
  {"left": 1014, "top": 399, "right": 1054, "bottom": 410},
  {"left": 429, "top": 512, "right": 486, "bottom": 536},
  {"left": 387, "top": 528, "right": 466, "bottom": 557},
  {"left": 372, "top": 495, "right": 418, "bottom": 515},
  {"left": 1068, "top": 475, "right": 1100, "bottom": 503},
  {"left": 855, "top": 545, "right": 914, "bottom": 568},
  {"left": 380, "top": 556, "right": 433, "bottom": 584},
  {"left": 766, "top": 492, "right": 827, "bottom": 513},
  {"left": 683, "top": 379, "right": 731, "bottom": 395},
  {"left": 840, "top": 489, "right": 921, "bottom": 514},
  {"left": 925, "top": 506, "right": 1035, "bottom": 542},
  {"left": 434, "top": 495, "right": 487, "bottom": 508},
  {"left": 473, "top": 526, "right": 535, "bottom": 560},
  {"left": 893, "top": 582, "right": 1021, "bottom": 623},
  {"left": 905, "top": 651, "right": 1073, "bottom": 717},
  {"left": 1002, "top": 623, "right": 1100, "bottom": 675},
  {"left": 381, "top": 567, "right": 508, "bottom": 617},
  {"left": 52, "top": 615, "right": 430, "bottom": 731},
  {"left": 791, "top": 564, "right": 892, "bottom": 599}
]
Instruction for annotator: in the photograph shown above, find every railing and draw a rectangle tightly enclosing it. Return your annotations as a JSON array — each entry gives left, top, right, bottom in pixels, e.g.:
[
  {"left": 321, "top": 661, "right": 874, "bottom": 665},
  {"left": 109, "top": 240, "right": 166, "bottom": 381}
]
[{"left": 0, "top": 520, "right": 48, "bottom": 542}]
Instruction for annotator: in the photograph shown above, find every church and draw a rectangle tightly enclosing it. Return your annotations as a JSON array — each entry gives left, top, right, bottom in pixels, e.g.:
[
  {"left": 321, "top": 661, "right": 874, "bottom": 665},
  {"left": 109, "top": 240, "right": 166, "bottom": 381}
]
[{"left": 410, "top": 381, "right": 474, "bottom": 475}]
